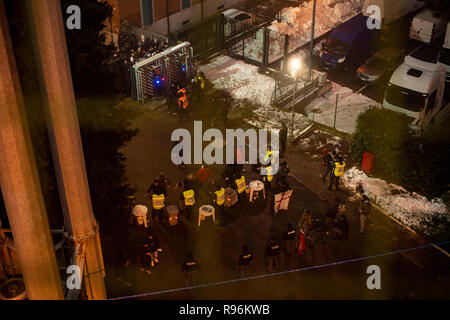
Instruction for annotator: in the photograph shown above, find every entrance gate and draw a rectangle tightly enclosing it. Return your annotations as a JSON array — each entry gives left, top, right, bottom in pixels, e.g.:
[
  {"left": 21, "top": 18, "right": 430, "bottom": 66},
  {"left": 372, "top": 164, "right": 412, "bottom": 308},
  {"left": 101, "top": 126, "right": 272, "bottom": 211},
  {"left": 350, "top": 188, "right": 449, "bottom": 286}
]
[{"left": 131, "top": 42, "right": 193, "bottom": 104}]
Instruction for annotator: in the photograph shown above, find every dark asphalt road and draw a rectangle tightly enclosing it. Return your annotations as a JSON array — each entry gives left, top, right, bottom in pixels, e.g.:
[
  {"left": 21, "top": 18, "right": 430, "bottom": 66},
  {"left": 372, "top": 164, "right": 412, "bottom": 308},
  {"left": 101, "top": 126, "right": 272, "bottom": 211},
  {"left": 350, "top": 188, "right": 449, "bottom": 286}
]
[{"left": 102, "top": 93, "right": 450, "bottom": 300}]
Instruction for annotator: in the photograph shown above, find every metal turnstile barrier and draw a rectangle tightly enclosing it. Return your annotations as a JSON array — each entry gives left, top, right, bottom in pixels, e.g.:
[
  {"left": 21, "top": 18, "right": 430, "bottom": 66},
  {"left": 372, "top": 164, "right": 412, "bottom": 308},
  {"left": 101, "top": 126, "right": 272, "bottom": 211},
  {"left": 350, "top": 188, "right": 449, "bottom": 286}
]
[{"left": 131, "top": 42, "right": 194, "bottom": 104}]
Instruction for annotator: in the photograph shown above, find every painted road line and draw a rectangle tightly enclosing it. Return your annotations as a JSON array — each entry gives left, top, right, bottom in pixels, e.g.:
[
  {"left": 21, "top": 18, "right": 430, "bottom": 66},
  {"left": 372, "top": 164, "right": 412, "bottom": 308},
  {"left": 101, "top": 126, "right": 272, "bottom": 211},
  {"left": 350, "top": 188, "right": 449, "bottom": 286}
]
[{"left": 110, "top": 240, "right": 450, "bottom": 300}]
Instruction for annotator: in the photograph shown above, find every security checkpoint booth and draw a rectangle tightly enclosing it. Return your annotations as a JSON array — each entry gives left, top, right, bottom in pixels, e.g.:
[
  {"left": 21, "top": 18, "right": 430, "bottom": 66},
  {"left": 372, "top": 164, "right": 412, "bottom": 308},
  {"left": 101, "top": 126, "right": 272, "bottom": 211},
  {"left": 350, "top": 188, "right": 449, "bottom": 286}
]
[{"left": 130, "top": 42, "right": 194, "bottom": 104}]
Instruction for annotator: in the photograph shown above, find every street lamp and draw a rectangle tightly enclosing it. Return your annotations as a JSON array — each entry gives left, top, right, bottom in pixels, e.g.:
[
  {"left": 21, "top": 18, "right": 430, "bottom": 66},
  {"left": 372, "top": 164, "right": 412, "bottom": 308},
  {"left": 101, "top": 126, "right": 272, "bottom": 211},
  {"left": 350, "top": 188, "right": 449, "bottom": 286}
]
[{"left": 290, "top": 58, "right": 301, "bottom": 136}]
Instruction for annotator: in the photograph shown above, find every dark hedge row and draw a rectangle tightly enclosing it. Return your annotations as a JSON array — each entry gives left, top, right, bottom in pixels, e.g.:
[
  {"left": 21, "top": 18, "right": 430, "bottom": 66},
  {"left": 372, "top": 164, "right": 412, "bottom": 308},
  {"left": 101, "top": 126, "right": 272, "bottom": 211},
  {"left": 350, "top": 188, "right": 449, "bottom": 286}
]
[{"left": 351, "top": 108, "right": 450, "bottom": 200}]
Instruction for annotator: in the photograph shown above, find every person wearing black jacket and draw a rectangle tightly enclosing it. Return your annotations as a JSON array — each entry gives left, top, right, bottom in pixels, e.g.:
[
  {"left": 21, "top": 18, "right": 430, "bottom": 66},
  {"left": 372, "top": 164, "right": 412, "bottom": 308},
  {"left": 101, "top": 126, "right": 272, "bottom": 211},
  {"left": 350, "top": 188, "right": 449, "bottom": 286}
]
[
  {"left": 322, "top": 148, "right": 334, "bottom": 183},
  {"left": 279, "top": 122, "right": 288, "bottom": 158},
  {"left": 282, "top": 223, "right": 297, "bottom": 269},
  {"left": 265, "top": 237, "right": 281, "bottom": 273},
  {"left": 181, "top": 252, "right": 200, "bottom": 287},
  {"left": 332, "top": 214, "right": 349, "bottom": 240},
  {"left": 358, "top": 194, "right": 371, "bottom": 233},
  {"left": 143, "top": 233, "right": 162, "bottom": 268},
  {"left": 238, "top": 245, "right": 253, "bottom": 278}
]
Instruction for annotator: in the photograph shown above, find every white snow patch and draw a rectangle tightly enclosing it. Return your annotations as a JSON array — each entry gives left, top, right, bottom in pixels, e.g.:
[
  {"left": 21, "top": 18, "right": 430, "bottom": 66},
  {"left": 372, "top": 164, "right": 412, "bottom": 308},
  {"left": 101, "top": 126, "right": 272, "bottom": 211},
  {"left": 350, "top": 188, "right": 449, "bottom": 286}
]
[
  {"left": 200, "top": 56, "right": 313, "bottom": 134},
  {"left": 343, "top": 167, "right": 450, "bottom": 237},
  {"left": 305, "top": 82, "right": 381, "bottom": 134}
]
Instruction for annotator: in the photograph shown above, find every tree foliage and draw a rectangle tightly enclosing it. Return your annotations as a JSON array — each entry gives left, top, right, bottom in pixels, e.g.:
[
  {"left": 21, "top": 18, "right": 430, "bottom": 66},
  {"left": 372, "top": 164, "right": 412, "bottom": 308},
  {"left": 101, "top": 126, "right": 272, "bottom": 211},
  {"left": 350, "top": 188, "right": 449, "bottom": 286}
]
[
  {"left": 60, "top": 0, "right": 139, "bottom": 233},
  {"left": 2, "top": 1, "right": 139, "bottom": 238},
  {"left": 352, "top": 108, "right": 450, "bottom": 199},
  {"left": 61, "top": 0, "right": 118, "bottom": 95}
]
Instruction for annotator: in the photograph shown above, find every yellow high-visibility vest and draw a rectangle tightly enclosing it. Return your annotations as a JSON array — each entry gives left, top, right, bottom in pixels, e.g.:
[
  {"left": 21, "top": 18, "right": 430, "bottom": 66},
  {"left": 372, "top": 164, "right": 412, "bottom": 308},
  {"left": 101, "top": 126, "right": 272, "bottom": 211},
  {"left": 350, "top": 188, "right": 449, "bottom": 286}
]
[
  {"left": 334, "top": 162, "right": 346, "bottom": 177},
  {"left": 236, "top": 176, "right": 246, "bottom": 194},
  {"left": 264, "top": 150, "right": 273, "bottom": 164},
  {"left": 152, "top": 194, "right": 165, "bottom": 210},
  {"left": 198, "top": 77, "right": 205, "bottom": 89},
  {"left": 215, "top": 188, "right": 225, "bottom": 206},
  {"left": 264, "top": 166, "right": 273, "bottom": 182},
  {"left": 183, "top": 189, "right": 195, "bottom": 206}
]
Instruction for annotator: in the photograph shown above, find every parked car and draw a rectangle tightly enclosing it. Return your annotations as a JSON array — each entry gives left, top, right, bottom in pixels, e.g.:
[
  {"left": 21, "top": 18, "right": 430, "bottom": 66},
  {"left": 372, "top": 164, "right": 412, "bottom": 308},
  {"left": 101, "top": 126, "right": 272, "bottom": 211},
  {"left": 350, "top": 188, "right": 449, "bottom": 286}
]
[
  {"left": 357, "top": 48, "right": 405, "bottom": 84},
  {"left": 320, "top": 14, "right": 380, "bottom": 72},
  {"left": 223, "top": 9, "right": 254, "bottom": 37}
]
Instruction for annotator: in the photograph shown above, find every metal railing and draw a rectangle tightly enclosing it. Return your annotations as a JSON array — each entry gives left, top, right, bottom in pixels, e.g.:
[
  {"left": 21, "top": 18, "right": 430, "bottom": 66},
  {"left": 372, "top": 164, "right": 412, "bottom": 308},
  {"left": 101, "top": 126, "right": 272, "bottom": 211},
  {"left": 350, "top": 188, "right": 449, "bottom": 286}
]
[{"left": 121, "top": 22, "right": 168, "bottom": 43}]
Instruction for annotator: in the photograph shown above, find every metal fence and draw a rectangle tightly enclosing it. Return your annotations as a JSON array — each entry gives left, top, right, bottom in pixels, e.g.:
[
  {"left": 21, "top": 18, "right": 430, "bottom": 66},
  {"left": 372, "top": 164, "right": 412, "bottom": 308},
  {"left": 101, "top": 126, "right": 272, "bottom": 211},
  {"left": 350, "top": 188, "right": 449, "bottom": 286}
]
[
  {"left": 131, "top": 42, "right": 193, "bottom": 104},
  {"left": 121, "top": 22, "right": 169, "bottom": 44},
  {"left": 172, "top": 14, "right": 224, "bottom": 61}
]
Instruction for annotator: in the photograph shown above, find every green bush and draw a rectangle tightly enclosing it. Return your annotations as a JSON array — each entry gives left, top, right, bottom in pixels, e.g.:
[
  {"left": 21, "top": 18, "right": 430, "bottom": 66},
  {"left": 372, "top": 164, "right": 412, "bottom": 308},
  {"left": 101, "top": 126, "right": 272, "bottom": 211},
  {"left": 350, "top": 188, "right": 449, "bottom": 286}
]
[
  {"left": 351, "top": 108, "right": 413, "bottom": 182},
  {"left": 351, "top": 108, "right": 450, "bottom": 198}
]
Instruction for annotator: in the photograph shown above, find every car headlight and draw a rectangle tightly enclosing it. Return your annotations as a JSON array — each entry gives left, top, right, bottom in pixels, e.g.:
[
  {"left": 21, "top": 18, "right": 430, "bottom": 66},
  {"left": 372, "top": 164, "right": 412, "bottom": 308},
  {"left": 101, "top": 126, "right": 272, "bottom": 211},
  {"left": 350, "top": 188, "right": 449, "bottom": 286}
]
[{"left": 337, "top": 57, "right": 346, "bottom": 64}]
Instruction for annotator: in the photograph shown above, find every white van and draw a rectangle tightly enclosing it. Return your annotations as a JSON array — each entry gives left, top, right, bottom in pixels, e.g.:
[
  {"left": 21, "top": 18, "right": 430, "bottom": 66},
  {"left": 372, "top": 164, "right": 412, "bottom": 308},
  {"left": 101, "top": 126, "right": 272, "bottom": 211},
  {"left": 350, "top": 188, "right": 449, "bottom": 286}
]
[
  {"left": 409, "top": 9, "right": 447, "bottom": 44},
  {"left": 437, "top": 22, "right": 450, "bottom": 87},
  {"left": 383, "top": 56, "right": 446, "bottom": 128}
]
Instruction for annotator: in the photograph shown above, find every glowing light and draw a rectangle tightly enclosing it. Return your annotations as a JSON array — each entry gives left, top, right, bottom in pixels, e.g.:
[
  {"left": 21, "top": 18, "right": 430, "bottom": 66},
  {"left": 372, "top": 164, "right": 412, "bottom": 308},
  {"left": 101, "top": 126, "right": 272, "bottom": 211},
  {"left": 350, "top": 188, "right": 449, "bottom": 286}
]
[{"left": 290, "top": 58, "right": 301, "bottom": 78}]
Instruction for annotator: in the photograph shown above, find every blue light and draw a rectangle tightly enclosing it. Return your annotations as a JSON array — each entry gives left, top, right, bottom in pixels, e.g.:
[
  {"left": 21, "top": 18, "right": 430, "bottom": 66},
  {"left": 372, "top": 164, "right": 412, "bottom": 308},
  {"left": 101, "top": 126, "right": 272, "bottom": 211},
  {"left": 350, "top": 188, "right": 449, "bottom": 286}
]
[
  {"left": 154, "top": 76, "right": 162, "bottom": 86},
  {"left": 181, "top": 64, "right": 186, "bottom": 72}
]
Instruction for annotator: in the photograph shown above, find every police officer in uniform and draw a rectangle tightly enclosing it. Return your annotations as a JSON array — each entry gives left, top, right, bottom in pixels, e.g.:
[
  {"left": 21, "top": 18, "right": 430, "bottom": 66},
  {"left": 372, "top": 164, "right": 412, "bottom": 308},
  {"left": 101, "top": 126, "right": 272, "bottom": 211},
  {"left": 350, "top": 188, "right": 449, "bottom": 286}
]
[
  {"left": 282, "top": 223, "right": 297, "bottom": 269},
  {"left": 261, "top": 146, "right": 274, "bottom": 194},
  {"left": 265, "top": 237, "right": 281, "bottom": 273},
  {"left": 329, "top": 155, "right": 345, "bottom": 191},
  {"left": 211, "top": 186, "right": 226, "bottom": 226},
  {"left": 237, "top": 245, "right": 253, "bottom": 278},
  {"left": 183, "top": 174, "right": 196, "bottom": 221},
  {"left": 146, "top": 179, "right": 167, "bottom": 222}
]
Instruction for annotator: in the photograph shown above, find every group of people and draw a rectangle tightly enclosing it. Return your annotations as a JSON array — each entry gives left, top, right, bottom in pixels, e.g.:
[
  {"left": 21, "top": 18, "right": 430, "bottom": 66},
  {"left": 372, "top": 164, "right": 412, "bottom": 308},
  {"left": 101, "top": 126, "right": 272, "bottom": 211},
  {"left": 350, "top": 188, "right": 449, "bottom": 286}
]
[
  {"left": 115, "top": 31, "right": 170, "bottom": 97},
  {"left": 117, "top": 32, "right": 169, "bottom": 67}
]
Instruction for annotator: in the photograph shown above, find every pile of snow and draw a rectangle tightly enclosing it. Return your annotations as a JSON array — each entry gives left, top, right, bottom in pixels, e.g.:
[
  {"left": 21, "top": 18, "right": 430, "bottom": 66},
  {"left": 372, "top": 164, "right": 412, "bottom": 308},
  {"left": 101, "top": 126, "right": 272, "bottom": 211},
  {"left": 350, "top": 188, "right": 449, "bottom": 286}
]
[
  {"left": 201, "top": 56, "right": 274, "bottom": 109},
  {"left": 240, "top": 0, "right": 364, "bottom": 63},
  {"left": 343, "top": 167, "right": 450, "bottom": 237},
  {"left": 270, "top": 0, "right": 364, "bottom": 51},
  {"left": 305, "top": 82, "right": 381, "bottom": 134}
]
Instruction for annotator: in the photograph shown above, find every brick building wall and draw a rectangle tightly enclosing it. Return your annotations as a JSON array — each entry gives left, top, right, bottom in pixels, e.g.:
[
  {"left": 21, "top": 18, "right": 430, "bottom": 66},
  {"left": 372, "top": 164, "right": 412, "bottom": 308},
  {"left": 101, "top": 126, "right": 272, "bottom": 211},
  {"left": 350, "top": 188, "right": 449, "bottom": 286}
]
[{"left": 112, "top": 0, "right": 240, "bottom": 34}]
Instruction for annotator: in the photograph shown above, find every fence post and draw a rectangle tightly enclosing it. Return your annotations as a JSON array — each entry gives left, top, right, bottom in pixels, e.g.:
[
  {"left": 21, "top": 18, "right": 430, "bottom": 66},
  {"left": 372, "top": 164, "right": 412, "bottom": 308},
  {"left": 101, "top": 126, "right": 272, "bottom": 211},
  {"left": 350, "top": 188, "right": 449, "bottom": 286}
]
[
  {"left": 263, "top": 28, "right": 270, "bottom": 66},
  {"left": 333, "top": 94, "right": 338, "bottom": 129},
  {"left": 218, "top": 14, "right": 225, "bottom": 51},
  {"left": 242, "top": 23, "right": 245, "bottom": 57},
  {"left": 282, "top": 34, "right": 289, "bottom": 73}
]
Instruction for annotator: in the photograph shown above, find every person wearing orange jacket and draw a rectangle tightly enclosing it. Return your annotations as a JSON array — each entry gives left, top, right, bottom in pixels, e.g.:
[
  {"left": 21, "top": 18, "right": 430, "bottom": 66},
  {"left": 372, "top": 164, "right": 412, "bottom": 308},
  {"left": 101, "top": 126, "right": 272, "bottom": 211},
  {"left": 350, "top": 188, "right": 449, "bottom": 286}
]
[{"left": 178, "top": 88, "right": 189, "bottom": 122}]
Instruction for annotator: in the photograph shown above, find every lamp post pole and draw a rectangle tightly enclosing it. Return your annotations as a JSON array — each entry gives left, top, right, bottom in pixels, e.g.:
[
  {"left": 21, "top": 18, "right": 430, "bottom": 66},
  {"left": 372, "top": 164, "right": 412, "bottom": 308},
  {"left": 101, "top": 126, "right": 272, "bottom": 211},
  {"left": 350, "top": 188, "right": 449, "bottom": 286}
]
[
  {"left": 309, "top": 0, "right": 317, "bottom": 82},
  {"left": 291, "top": 74, "right": 297, "bottom": 136}
]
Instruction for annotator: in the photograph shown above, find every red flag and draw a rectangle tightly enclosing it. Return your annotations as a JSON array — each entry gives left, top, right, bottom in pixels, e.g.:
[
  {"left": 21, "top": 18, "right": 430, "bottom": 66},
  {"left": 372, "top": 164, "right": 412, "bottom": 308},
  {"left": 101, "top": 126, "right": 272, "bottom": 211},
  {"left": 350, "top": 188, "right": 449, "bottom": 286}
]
[{"left": 297, "top": 230, "right": 306, "bottom": 255}]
